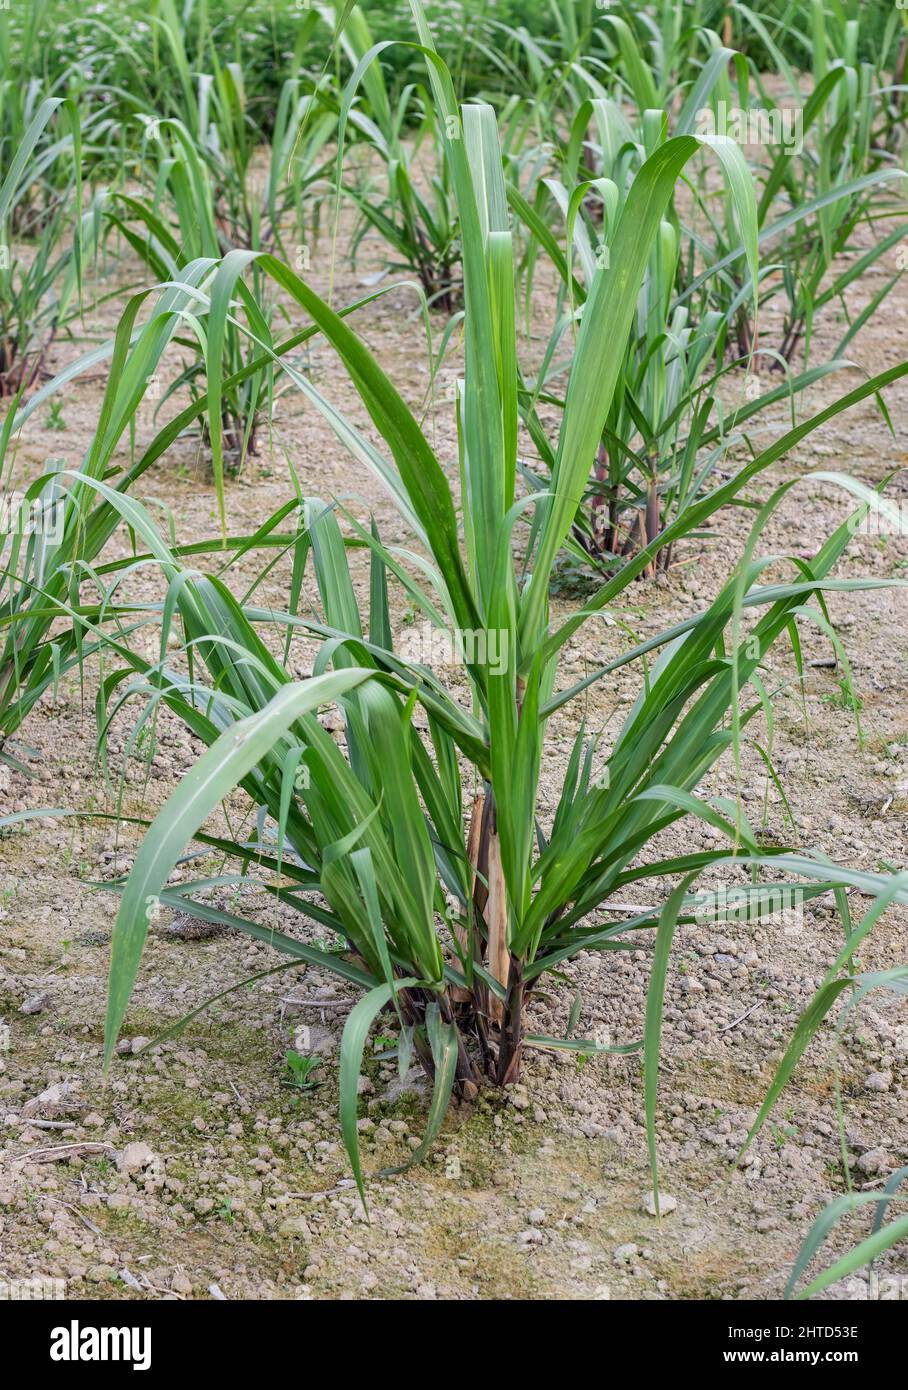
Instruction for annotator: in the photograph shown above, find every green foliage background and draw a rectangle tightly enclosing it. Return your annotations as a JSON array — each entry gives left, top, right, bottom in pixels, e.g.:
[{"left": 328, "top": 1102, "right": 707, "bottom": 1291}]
[{"left": 4, "top": 1, "right": 900, "bottom": 121}]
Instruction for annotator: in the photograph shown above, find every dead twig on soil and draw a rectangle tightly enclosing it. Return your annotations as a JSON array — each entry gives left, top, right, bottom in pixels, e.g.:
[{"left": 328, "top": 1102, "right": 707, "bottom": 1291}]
[
  {"left": 9, "top": 1142, "right": 116, "bottom": 1165},
  {"left": 286, "top": 1181, "right": 357, "bottom": 1199},
  {"left": 716, "top": 1001, "right": 765, "bottom": 1034},
  {"left": 280, "top": 996, "right": 353, "bottom": 1008},
  {"left": 11, "top": 1118, "right": 77, "bottom": 1130},
  {"left": 44, "top": 1196, "right": 103, "bottom": 1235}
]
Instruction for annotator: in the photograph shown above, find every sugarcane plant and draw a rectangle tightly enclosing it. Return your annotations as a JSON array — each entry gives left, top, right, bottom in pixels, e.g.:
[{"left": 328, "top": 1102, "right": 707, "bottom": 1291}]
[
  {"left": 0, "top": 269, "right": 207, "bottom": 768},
  {"left": 106, "top": 118, "right": 280, "bottom": 475},
  {"left": 0, "top": 253, "right": 326, "bottom": 770},
  {"left": 100, "top": 2, "right": 344, "bottom": 469},
  {"left": 126, "top": 42, "right": 336, "bottom": 258},
  {"left": 514, "top": 69, "right": 906, "bottom": 576},
  {"left": 515, "top": 153, "right": 731, "bottom": 575},
  {"left": 0, "top": 97, "right": 86, "bottom": 397},
  {"left": 686, "top": 2, "right": 908, "bottom": 364},
  {"left": 323, "top": 3, "right": 462, "bottom": 309},
  {"left": 508, "top": 94, "right": 855, "bottom": 577},
  {"left": 96, "top": 2, "right": 908, "bottom": 1209},
  {"left": 0, "top": 240, "right": 407, "bottom": 774}
]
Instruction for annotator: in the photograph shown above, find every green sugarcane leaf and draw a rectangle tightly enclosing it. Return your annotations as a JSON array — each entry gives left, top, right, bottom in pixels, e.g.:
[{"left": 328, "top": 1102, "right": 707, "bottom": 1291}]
[
  {"left": 104, "top": 668, "right": 377, "bottom": 1068},
  {"left": 380, "top": 1002, "right": 458, "bottom": 1178},
  {"left": 340, "top": 977, "right": 420, "bottom": 1210},
  {"left": 644, "top": 873, "right": 699, "bottom": 1218}
]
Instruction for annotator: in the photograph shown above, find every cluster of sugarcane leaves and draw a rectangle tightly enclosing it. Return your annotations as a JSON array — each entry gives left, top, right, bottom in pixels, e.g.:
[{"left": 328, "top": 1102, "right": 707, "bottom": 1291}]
[{"left": 2, "top": 4, "right": 908, "bottom": 1293}]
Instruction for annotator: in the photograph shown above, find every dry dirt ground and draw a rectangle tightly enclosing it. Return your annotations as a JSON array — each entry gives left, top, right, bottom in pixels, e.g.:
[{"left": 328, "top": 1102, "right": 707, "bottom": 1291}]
[{"left": 1, "top": 177, "right": 907, "bottom": 1301}]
